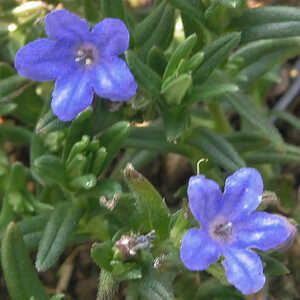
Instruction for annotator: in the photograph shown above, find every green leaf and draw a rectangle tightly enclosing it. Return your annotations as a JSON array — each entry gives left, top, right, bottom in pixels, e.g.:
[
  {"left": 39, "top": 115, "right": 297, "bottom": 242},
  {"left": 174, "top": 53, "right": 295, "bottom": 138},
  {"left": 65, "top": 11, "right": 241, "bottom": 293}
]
[
  {"left": 18, "top": 214, "right": 49, "bottom": 236},
  {"left": 230, "top": 37, "right": 300, "bottom": 71},
  {"left": 147, "top": 47, "right": 168, "bottom": 76},
  {"left": 0, "top": 75, "right": 28, "bottom": 99},
  {"left": 139, "top": 3, "right": 175, "bottom": 58},
  {"left": 91, "top": 241, "right": 113, "bottom": 271},
  {"left": 235, "top": 49, "right": 298, "bottom": 86},
  {"left": 70, "top": 174, "right": 97, "bottom": 191},
  {"left": 62, "top": 108, "right": 93, "bottom": 161},
  {"left": 36, "top": 202, "right": 82, "bottom": 271},
  {"left": 222, "top": 90, "right": 285, "bottom": 151},
  {"left": 126, "top": 50, "right": 161, "bottom": 97},
  {"left": 32, "top": 154, "right": 66, "bottom": 186},
  {"left": 232, "top": 6, "right": 300, "bottom": 28},
  {"left": 187, "top": 127, "right": 246, "bottom": 172},
  {"left": 84, "top": 0, "right": 100, "bottom": 22},
  {"left": 138, "top": 269, "right": 175, "bottom": 300},
  {"left": 1, "top": 222, "right": 49, "bottom": 300},
  {"left": 169, "top": 0, "right": 205, "bottom": 26},
  {"left": 36, "top": 110, "right": 67, "bottom": 136},
  {"left": 7, "top": 162, "right": 27, "bottom": 192},
  {"left": 193, "top": 32, "right": 241, "bottom": 82},
  {"left": 66, "top": 135, "right": 90, "bottom": 165},
  {"left": 224, "top": 131, "right": 269, "bottom": 152},
  {"left": 124, "top": 164, "right": 170, "bottom": 240},
  {"left": 0, "top": 124, "right": 32, "bottom": 145},
  {"left": 185, "top": 82, "right": 239, "bottom": 104},
  {"left": 30, "top": 134, "right": 47, "bottom": 166},
  {"left": 271, "top": 109, "right": 300, "bottom": 131},
  {"left": 135, "top": 1, "right": 167, "bottom": 46},
  {"left": 260, "top": 253, "right": 289, "bottom": 276},
  {"left": 100, "top": 0, "right": 125, "bottom": 20},
  {"left": 98, "top": 121, "right": 131, "bottom": 174},
  {"left": 91, "top": 147, "right": 107, "bottom": 177},
  {"left": 162, "top": 74, "right": 192, "bottom": 105},
  {"left": 161, "top": 105, "right": 188, "bottom": 142},
  {"left": 205, "top": 0, "right": 247, "bottom": 32},
  {"left": 111, "top": 261, "right": 142, "bottom": 281},
  {"left": 244, "top": 151, "right": 300, "bottom": 165},
  {"left": 50, "top": 294, "right": 65, "bottom": 300},
  {"left": 66, "top": 153, "right": 87, "bottom": 178},
  {"left": 170, "top": 209, "right": 189, "bottom": 249},
  {"left": 0, "top": 102, "right": 16, "bottom": 115},
  {"left": 242, "top": 22, "right": 300, "bottom": 43},
  {"left": 206, "top": 261, "right": 230, "bottom": 286}
]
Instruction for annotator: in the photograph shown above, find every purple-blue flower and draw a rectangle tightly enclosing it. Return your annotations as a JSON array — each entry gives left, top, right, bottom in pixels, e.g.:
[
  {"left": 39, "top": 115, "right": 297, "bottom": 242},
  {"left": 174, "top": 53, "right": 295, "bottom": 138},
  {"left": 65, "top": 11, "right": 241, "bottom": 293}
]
[
  {"left": 180, "top": 168, "right": 296, "bottom": 295},
  {"left": 15, "top": 9, "right": 137, "bottom": 121}
]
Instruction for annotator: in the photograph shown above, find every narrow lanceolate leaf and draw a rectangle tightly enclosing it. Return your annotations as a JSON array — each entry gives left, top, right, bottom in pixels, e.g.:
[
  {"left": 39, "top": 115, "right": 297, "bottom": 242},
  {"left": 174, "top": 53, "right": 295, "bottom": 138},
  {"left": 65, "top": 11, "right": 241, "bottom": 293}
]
[
  {"left": 236, "top": 50, "right": 294, "bottom": 86},
  {"left": 62, "top": 108, "right": 93, "bottom": 161},
  {"left": 163, "top": 33, "right": 198, "bottom": 81},
  {"left": 241, "top": 22, "right": 300, "bottom": 43},
  {"left": 271, "top": 110, "right": 300, "bottom": 131},
  {"left": 193, "top": 32, "right": 241, "bottom": 82},
  {"left": 140, "top": 3, "right": 175, "bottom": 57},
  {"left": 30, "top": 134, "right": 47, "bottom": 166},
  {"left": 32, "top": 154, "right": 66, "bottom": 186},
  {"left": 36, "top": 110, "right": 67, "bottom": 135},
  {"left": 169, "top": 0, "right": 205, "bottom": 26},
  {"left": 230, "top": 38, "right": 300, "bottom": 70},
  {"left": 135, "top": 1, "right": 167, "bottom": 46},
  {"left": 185, "top": 83, "right": 239, "bottom": 104},
  {"left": 243, "top": 151, "right": 300, "bottom": 165},
  {"left": 232, "top": 6, "right": 300, "bottom": 28},
  {"left": 0, "top": 124, "right": 32, "bottom": 145},
  {"left": 162, "top": 74, "right": 192, "bottom": 105},
  {"left": 187, "top": 127, "right": 246, "bottom": 172},
  {"left": 260, "top": 253, "right": 289, "bottom": 276},
  {"left": 0, "top": 75, "right": 28, "bottom": 99},
  {"left": 124, "top": 164, "right": 169, "bottom": 240},
  {"left": 36, "top": 202, "right": 82, "bottom": 271},
  {"left": 97, "top": 121, "right": 131, "bottom": 175},
  {"left": 0, "top": 103, "right": 16, "bottom": 115},
  {"left": 223, "top": 90, "right": 285, "bottom": 151},
  {"left": 100, "top": 0, "right": 125, "bottom": 20},
  {"left": 126, "top": 50, "right": 161, "bottom": 97},
  {"left": 1, "top": 222, "right": 49, "bottom": 300}
]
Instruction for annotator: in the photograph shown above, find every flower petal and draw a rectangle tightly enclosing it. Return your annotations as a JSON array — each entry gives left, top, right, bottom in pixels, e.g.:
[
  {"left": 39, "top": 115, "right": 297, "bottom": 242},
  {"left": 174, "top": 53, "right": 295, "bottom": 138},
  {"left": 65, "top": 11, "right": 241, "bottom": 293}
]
[
  {"left": 15, "top": 39, "right": 75, "bottom": 81},
  {"left": 91, "top": 57, "right": 137, "bottom": 101},
  {"left": 45, "top": 9, "right": 90, "bottom": 42},
  {"left": 51, "top": 70, "right": 93, "bottom": 121},
  {"left": 221, "top": 168, "right": 263, "bottom": 221},
  {"left": 233, "top": 212, "right": 296, "bottom": 251},
  {"left": 180, "top": 228, "right": 221, "bottom": 271},
  {"left": 91, "top": 18, "right": 129, "bottom": 56},
  {"left": 223, "top": 248, "right": 265, "bottom": 295},
  {"left": 187, "top": 175, "right": 222, "bottom": 228}
]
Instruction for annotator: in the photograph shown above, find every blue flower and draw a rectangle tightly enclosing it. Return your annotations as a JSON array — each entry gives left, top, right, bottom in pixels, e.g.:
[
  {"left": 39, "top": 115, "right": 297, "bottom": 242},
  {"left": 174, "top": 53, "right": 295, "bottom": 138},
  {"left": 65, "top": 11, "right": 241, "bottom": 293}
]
[
  {"left": 15, "top": 9, "right": 137, "bottom": 121},
  {"left": 180, "top": 168, "right": 296, "bottom": 295}
]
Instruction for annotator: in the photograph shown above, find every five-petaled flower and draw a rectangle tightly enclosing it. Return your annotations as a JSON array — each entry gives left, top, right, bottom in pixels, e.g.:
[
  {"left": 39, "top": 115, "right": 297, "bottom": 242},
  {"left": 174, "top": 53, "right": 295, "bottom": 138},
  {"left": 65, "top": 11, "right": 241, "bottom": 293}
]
[
  {"left": 15, "top": 9, "right": 137, "bottom": 121},
  {"left": 180, "top": 168, "right": 296, "bottom": 295}
]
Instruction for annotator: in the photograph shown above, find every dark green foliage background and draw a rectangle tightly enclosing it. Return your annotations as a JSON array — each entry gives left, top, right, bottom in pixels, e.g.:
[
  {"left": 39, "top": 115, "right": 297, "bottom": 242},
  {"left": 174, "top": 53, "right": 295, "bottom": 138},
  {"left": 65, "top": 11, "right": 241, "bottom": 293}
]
[{"left": 0, "top": 0, "right": 300, "bottom": 299}]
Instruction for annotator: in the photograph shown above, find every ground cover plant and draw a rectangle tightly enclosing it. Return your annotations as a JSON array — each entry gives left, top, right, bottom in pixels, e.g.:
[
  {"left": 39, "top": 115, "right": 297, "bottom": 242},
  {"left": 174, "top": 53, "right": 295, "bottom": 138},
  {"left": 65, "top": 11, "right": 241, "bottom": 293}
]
[{"left": 0, "top": 0, "right": 300, "bottom": 299}]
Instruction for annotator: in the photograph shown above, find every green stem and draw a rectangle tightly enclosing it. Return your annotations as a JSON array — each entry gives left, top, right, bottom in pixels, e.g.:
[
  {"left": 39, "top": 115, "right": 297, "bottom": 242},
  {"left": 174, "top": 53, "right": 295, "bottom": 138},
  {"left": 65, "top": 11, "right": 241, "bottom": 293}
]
[{"left": 96, "top": 269, "right": 119, "bottom": 300}]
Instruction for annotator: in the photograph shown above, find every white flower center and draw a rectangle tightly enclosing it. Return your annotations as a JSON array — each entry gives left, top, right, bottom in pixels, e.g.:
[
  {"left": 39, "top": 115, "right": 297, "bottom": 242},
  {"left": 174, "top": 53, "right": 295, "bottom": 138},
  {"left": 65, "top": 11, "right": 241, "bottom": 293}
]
[
  {"left": 208, "top": 215, "right": 234, "bottom": 244},
  {"left": 75, "top": 44, "right": 98, "bottom": 68}
]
